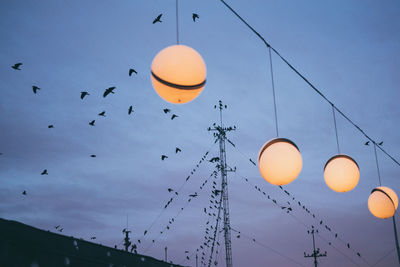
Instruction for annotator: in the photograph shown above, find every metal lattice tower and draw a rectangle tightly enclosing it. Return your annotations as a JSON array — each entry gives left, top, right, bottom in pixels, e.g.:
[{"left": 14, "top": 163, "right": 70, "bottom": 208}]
[{"left": 208, "top": 100, "right": 236, "bottom": 267}]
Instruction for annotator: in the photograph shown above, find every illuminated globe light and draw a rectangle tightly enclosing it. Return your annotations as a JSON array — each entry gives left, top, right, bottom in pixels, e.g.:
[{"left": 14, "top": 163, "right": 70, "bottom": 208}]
[
  {"left": 368, "top": 186, "right": 398, "bottom": 219},
  {"left": 258, "top": 138, "right": 303, "bottom": 186},
  {"left": 323, "top": 155, "right": 360, "bottom": 193},
  {"left": 150, "top": 45, "right": 206, "bottom": 104}
]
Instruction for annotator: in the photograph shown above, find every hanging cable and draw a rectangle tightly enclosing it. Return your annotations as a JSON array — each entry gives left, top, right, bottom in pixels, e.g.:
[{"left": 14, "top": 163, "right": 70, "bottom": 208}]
[
  {"left": 176, "top": 0, "right": 180, "bottom": 44},
  {"left": 373, "top": 143, "right": 382, "bottom": 186},
  {"left": 218, "top": 0, "right": 400, "bottom": 168},
  {"left": 331, "top": 104, "right": 341, "bottom": 154},
  {"left": 268, "top": 46, "right": 279, "bottom": 137}
]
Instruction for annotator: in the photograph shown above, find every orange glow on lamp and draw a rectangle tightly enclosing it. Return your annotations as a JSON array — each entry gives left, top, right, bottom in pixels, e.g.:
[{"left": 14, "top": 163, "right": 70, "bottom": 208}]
[
  {"left": 258, "top": 138, "right": 303, "bottom": 186},
  {"left": 324, "top": 155, "right": 360, "bottom": 192},
  {"left": 150, "top": 45, "right": 206, "bottom": 104},
  {"left": 368, "top": 186, "right": 398, "bottom": 219}
]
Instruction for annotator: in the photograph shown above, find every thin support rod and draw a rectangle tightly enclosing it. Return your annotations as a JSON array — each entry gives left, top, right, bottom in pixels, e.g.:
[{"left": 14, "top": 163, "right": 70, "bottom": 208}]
[
  {"left": 268, "top": 46, "right": 279, "bottom": 137},
  {"left": 218, "top": 0, "right": 400, "bottom": 169},
  {"left": 331, "top": 105, "right": 340, "bottom": 154},
  {"left": 392, "top": 216, "right": 400, "bottom": 264},
  {"left": 176, "top": 0, "right": 179, "bottom": 44},
  {"left": 373, "top": 143, "right": 382, "bottom": 186}
]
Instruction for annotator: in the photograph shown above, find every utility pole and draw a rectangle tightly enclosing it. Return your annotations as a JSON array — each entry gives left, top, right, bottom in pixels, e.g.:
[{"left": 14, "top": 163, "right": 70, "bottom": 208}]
[
  {"left": 304, "top": 228, "right": 327, "bottom": 267},
  {"left": 208, "top": 100, "right": 236, "bottom": 267}
]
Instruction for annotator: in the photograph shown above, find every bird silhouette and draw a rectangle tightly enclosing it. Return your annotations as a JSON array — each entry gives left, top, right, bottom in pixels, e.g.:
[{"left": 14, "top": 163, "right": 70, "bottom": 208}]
[
  {"left": 161, "top": 155, "right": 168, "bottom": 160},
  {"left": 335, "top": 233, "right": 338, "bottom": 238},
  {"left": 58, "top": 228, "right": 63, "bottom": 232},
  {"left": 12, "top": 63, "right": 22, "bottom": 70},
  {"left": 175, "top": 147, "right": 181, "bottom": 153},
  {"left": 90, "top": 237, "right": 96, "bottom": 240},
  {"left": 153, "top": 14, "right": 162, "bottom": 24},
  {"left": 48, "top": 125, "right": 54, "bottom": 129},
  {"left": 144, "top": 230, "right": 147, "bottom": 235},
  {"left": 168, "top": 188, "right": 173, "bottom": 192},
  {"left": 364, "top": 141, "right": 370, "bottom": 146},
  {"left": 32, "top": 86, "right": 40, "bottom": 94},
  {"left": 128, "top": 106, "right": 133, "bottom": 115},
  {"left": 347, "top": 243, "right": 350, "bottom": 248},
  {"left": 89, "top": 120, "right": 95, "bottom": 126},
  {"left": 22, "top": 190, "right": 27, "bottom": 195},
  {"left": 90, "top": 155, "right": 96, "bottom": 158},
  {"left": 189, "top": 192, "right": 198, "bottom": 198},
  {"left": 171, "top": 114, "right": 178, "bottom": 120},
  {"left": 163, "top": 108, "right": 170, "bottom": 114},
  {"left": 103, "top": 87, "right": 116, "bottom": 97},
  {"left": 55, "top": 225, "right": 60, "bottom": 229},
  {"left": 98, "top": 111, "right": 106, "bottom": 117},
  {"left": 80, "top": 91, "right": 89, "bottom": 99},
  {"left": 129, "top": 68, "right": 137, "bottom": 76},
  {"left": 41, "top": 169, "right": 48, "bottom": 175},
  {"left": 209, "top": 157, "right": 219, "bottom": 163},
  {"left": 192, "top": 13, "right": 199, "bottom": 22},
  {"left": 378, "top": 141, "right": 383, "bottom": 146},
  {"left": 357, "top": 252, "right": 361, "bottom": 257}
]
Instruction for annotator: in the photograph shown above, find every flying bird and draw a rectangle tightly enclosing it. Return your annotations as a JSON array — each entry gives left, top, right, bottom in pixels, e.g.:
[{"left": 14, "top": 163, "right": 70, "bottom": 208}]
[
  {"left": 89, "top": 120, "right": 95, "bottom": 126},
  {"left": 364, "top": 141, "right": 370, "bottom": 146},
  {"left": 32, "top": 86, "right": 40, "bottom": 94},
  {"left": 103, "top": 87, "right": 116, "bottom": 97},
  {"left": 55, "top": 225, "right": 60, "bottom": 229},
  {"left": 192, "top": 13, "right": 199, "bottom": 22},
  {"left": 80, "top": 91, "right": 89, "bottom": 99},
  {"left": 189, "top": 192, "right": 198, "bottom": 198},
  {"left": 161, "top": 155, "right": 168, "bottom": 160},
  {"left": 128, "top": 106, "right": 134, "bottom": 115},
  {"left": 41, "top": 169, "right": 48, "bottom": 175},
  {"left": 129, "top": 68, "right": 137, "bottom": 76},
  {"left": 153, "top": 14, "right": 162, "bottom": 24},
  {"left": 171, "top": 114, "right": 178, "bottom": 120},
  {"left": 163, "top": 108, "right": 170, "bottom": 114},
  {"left": 175, "top": 147, "right": 181, "bottom": 153},
  {"left": 48, "top": 125, "right": 54, "bottom": 129},
  {"left": 168, "top": 188, "right": 174, "bottom": 192},
  {"left": 98, "top": 111, "right": 106, "bottom": 117},
  {"left": 12, "top": 63, "right": 23, "bottom": 70},
  {"left": 59, "top": 228, "right": 63, "bottom": 232},
  {"left": 22, "top": 190, "right": 27, "bottom": 195},
  {"left": 90, "top": 155, "right": 96, "bottom": 158},
  {"left": 378, "top": 141, "right": 383, "bottom": 146}
]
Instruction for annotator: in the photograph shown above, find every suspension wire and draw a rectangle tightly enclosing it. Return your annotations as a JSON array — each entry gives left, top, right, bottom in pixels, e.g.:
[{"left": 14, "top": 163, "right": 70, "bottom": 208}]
[
  {"left": 268, "top": 46, "right": 279, "bottom": 137},
  {"left": 230, "top": 227, "right": 307, "bottom": 267},
  {"left": 207, "top": 191, "right": 223, "bottom": 267},
  {"left": 372, "top": 248, "right": 395, "bottom": 266},
  {"left": 218, "top": 0, "right": 400, "bottom": 168},
  {"left": 373, "top": 143, "right": 382, "bottom": 186},
  {"left": 176, "top": 0, "right": 179, "bottom": 44},
  {"left": 136, "top": 142, "right": 216, "bottom": 249},
  {"left": 332, "top": 104, "right": 341, "bottom": 154}
]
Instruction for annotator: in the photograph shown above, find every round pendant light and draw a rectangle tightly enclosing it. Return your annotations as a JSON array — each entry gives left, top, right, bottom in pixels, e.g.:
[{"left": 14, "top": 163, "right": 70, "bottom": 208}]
[
  {"left": 324, "top": 155, "right": 360, "bottom": 193},
  {"left": 368, "top": 186, "right": 398, "bottom": 219},
  {"left": 150, "top": 44, "right": 206, "bottom": 104},
  {"left": 258, "top": 138, "right": 302, "bottom": 186}
]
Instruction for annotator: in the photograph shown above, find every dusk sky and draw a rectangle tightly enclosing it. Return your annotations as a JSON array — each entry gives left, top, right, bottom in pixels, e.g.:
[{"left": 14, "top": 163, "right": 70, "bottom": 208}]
[{"left": 1, "top": 0, "right": 400, "bottom": 266}]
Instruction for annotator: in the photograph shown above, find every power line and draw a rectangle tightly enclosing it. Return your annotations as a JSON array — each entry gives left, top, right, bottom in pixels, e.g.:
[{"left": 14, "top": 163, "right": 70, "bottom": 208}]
[{"left": 218, "top": 0, "right": 400, "bottom": 169}]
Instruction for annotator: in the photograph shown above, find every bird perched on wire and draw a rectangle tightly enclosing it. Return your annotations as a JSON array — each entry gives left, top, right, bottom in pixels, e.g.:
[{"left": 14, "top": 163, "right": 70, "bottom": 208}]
[
  {"left": 89, "top": 120, "right": 95, "bottom": 126},
  {"left": 41, "top": 169, "right": 48, "bottom": 175},
  {"left": 171, "top": 114, "right": 178, "bottom": 120},
  {"left": 55, "top": 225, "right": 60, "bottom": 230},
  {"left": 32, "top": 86, "right": 40, "bottom": 94},
  {"left": 378, "top": 141, "right": 383, "bottom": 146},
  {"left": 189, "top": 192, "right": 198, "bottom": 198},
  {"left": 48, "top": 125, "right": 54, "bottom": 129},
  {"left": 175, "top": 147, "right": 181, "bottom": 153},
  {"left": 22, "top": 190, "right": 27, "bottom": 195},
  {"left": 12, "top": 63, "right": 22, "bottom": 70},
  {"left": 161, "top": 155, "right": 168, "bottom": 160},
  {"left": 168, "top": 188, "right": 174, "bottom": 192},
  {"left": 128, "top": 106, "right": 134, "bottom": 115},
  {"left": 153, "top": 14, "right": 162, "bottom": 24},
  {"left": 90, "top": 237, "right": 96, "bottom": 240},
  {"left": 90, "top": 155, "right": 96, "bottom": 158},
  {"left": 364, "top": 141, "right": 370, "bottom": 146},
  {"left": 103, "top": 87, "right": 116, "bottom": 97},
  {"left": 80, "top": 91, "right": 89, "bottom": 99},
  {"left": 163, "top": 108, "right": 170, "bottom": 114},
  {"left": 98, "top": 111, "right": 106, "bottom": 117},
  {"left": 192, "top": 13, "right": 199, "bottom": 22},
  {"left": 129, "top": 68, "right": 137, "bottom": 76}
]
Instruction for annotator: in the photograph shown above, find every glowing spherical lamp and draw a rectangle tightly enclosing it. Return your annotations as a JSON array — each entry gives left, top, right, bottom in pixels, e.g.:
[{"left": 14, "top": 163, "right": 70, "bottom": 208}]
[
  {"left": 324, "top": 155, "right": 360, "bottom": 192},
  {"left": 368, "top": 186, "right": 398, "bottom": 219},
  {"left": 258, "top": 138, "right": 303, "bottom": 186},
  {"left": 150, "top": 45, "right": 206, "bottom": 104}
]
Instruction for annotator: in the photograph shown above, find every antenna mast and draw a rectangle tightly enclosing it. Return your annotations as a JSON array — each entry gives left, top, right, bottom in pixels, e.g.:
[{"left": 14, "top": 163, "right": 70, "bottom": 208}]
[
  {"left": 208, "top": 100, "right": 236, "bottom": 267},
  {"left": 304, "top": 227, "right": 327, "bottom": 267}
]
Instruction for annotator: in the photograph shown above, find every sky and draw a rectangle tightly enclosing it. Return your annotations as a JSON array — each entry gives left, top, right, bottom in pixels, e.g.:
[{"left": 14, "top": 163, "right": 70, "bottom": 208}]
[{"left": 1, "top": 0, "right": 400, "bottom": 266}]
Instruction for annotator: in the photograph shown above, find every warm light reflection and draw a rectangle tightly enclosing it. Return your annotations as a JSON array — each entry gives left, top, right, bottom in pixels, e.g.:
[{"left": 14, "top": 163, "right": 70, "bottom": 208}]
[
  {"left": 324, "top": 155, "right": 359, "bottom": 192},
  {"left": 368, "top": 186, "right": 398, "bottom": 219},
  {"left": 151, "top": 45, "right": 206, "bottom": 104},
  {"left": 258, "top": 138, "right": 302, "bottom": 186}
]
